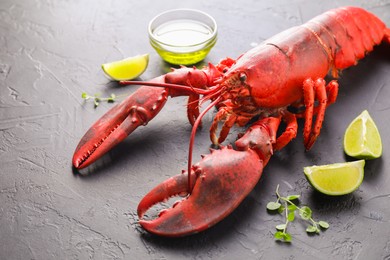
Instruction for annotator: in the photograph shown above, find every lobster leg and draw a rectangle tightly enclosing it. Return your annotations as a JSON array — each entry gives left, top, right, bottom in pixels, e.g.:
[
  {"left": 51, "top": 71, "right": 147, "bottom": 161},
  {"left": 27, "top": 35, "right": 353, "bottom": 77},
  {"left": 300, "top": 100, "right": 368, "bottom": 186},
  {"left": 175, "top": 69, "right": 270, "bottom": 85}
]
[
  {"left": 302, "top": 78, "right": 339, "bottom": 150},
  {"left": 187, "top": 93, "right": 201, "bottom": 126},
  {"left": 385, "top": 28, "right": 390, "bottom": 43},
  {"left": 137, "top": 117, "right": 281, "bottom": 237},
  {"left": 273, "top": 111, "right": 298, "bottom": 151},
  {"left": 209, "top": 106, "right": 237, "bottom": 145}
]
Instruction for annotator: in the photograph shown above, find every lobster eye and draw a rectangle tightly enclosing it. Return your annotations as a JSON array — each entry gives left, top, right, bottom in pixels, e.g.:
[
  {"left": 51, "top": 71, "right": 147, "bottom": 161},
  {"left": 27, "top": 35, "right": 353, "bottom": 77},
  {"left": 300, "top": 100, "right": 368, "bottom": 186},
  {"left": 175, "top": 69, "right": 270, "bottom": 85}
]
[{"left": 239, "top": 73, "right": 247, "bottom": 82}]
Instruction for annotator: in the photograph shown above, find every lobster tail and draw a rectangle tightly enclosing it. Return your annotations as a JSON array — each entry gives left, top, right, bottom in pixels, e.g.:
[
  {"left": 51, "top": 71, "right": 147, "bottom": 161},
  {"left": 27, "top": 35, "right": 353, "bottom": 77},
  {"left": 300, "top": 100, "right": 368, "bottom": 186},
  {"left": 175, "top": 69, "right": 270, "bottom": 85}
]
[{"left": 307, "top": 6, "right": 389, "bottom": 71}]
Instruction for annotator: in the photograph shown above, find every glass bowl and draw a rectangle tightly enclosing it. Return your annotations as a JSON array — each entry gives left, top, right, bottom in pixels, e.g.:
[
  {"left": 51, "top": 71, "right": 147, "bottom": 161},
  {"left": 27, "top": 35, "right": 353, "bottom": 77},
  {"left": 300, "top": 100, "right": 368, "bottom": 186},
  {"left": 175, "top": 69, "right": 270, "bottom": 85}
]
[{"left": 148, "top": 9, "right": 217, "bottom": 65}]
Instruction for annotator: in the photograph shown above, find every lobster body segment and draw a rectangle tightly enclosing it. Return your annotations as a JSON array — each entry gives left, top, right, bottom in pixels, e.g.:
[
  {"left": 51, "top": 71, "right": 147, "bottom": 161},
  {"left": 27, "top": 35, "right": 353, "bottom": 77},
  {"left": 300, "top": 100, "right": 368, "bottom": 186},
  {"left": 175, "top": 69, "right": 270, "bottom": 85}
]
[
  {"left": 229, "top": 30, "right": 331, "bottom": 108},
  {"left": 72, "top": 7, "right": 390, "bottom": 236}
]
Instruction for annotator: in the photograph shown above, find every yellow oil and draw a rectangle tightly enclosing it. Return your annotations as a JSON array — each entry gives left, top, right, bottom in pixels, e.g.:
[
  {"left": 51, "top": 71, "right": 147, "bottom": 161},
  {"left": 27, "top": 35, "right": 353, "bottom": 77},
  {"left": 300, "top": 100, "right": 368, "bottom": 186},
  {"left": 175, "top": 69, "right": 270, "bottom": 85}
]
[
  {"left": 150, "top": 19, "right": 216, "bottom": 65},
  {"left": 153, "top": 45, "right": 215, "bottom": 65}
]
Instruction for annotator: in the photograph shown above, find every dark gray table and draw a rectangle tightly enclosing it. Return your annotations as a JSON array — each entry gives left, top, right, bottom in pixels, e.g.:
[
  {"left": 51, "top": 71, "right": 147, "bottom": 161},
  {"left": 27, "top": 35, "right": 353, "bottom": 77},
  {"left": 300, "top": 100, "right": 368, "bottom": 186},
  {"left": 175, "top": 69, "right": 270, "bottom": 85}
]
[{"left": 1, "top": 0, "right": 390, "bottom": 259}]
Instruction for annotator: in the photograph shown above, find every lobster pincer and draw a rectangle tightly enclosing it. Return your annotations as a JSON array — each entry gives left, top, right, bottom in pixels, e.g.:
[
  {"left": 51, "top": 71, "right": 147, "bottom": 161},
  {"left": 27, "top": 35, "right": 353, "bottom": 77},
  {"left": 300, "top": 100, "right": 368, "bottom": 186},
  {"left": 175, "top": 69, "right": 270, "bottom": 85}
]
[
  {"left": 73, "top": 65, "right": 223, "bottom": 169},
  {"left": 137, "top": 117, "right": 283, "bottom": 237},
  {"left": 73, "top": 83, "right": 168, "bottom": 169}
]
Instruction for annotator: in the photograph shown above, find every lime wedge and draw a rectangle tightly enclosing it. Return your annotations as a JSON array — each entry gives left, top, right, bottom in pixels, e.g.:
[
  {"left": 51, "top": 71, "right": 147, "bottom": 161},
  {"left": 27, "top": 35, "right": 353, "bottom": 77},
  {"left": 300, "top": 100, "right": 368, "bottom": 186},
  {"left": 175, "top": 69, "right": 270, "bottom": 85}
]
[
  {"left": 102, "top": 54, "right": 149, "bottom": 81},
  {"left": 343, "top": 110, "right": 382, "bottom": 159},
  {"left": 304, "top": 160, "right": 365, "bottom": 196}
]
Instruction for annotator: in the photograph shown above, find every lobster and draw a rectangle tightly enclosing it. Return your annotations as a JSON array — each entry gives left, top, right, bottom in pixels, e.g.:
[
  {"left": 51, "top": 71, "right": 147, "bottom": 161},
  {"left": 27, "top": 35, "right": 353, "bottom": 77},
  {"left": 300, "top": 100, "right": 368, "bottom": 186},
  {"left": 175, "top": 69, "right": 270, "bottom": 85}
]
[{"left": 73, "top": 7, "right": 390, "bottom": 237}]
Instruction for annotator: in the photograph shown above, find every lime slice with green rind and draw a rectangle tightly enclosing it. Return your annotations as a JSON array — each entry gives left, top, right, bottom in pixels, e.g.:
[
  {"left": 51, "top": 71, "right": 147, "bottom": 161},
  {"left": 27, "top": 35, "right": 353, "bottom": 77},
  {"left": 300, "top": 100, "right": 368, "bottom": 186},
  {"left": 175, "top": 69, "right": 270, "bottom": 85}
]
[
  {"left": 102, "top": 54, "right": 149, "bottom": 81},
  {"left": 304, "top": 160, "right": 365, "bottom": 196},
  {"left": 344, "top": 110, "right": 382, "bottom": 159}
]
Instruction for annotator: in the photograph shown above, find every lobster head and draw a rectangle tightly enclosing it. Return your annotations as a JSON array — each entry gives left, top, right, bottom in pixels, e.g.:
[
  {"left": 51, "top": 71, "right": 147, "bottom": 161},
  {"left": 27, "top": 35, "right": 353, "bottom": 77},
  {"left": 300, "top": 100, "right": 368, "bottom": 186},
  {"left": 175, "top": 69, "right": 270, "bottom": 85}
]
[{"left": 218, "top": 44, "right": 298, "bottom": 109}]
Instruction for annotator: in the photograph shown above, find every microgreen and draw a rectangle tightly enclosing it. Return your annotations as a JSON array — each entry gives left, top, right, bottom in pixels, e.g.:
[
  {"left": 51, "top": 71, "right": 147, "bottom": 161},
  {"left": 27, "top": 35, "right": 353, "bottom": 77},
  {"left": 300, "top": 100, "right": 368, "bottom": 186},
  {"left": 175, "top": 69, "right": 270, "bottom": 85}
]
[
  {"left": 82, "top": 92, "right": 116, "bottom": 108},
  {"left": 266, "top": 184, "right": 329, "bottom": 242}
]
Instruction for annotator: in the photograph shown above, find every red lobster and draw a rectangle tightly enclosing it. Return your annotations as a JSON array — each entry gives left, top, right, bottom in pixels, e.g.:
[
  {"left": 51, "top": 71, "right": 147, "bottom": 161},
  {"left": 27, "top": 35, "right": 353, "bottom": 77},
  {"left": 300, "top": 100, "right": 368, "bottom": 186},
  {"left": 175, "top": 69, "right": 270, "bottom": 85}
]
[{"left": 73, "top": 7, "right": 390, "bottom": 237}]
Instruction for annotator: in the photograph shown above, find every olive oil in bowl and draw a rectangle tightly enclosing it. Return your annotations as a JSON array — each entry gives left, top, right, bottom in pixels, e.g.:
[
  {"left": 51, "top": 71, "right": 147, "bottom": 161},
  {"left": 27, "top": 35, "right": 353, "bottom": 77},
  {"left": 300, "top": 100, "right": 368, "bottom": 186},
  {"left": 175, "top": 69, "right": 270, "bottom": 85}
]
[{"left": 149, "top": 9, "right": 217, "bottom": 65}]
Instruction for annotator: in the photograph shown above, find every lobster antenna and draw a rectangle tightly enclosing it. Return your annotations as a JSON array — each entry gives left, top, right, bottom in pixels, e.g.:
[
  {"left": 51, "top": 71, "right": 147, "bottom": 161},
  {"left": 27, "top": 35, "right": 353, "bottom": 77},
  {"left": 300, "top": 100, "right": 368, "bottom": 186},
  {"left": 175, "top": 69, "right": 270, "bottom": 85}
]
[
  {"left": 198, "top": 88, "right": 223, "bottom": 106},
  {"left": 120, "top": 80, "right": 219, "bottom": 96},
  {"left": 186, "top": 87, "right": 223, "bottom": 110},
  {"left": 187, "top": 96, "right": 222, "bottom": 193}
]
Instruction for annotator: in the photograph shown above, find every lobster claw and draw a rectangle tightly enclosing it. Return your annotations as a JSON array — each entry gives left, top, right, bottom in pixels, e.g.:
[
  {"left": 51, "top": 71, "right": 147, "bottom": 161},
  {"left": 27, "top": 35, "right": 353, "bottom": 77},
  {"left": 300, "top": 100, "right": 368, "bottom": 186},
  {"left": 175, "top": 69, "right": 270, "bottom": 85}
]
[
  {"left": 137, "top": 117, "right": 281, "bottom": 237},
  {"left": 73, "top": 64, "right": 221, "bottom": 169},
  {"left": 138, "top": 147, "right": 264, "bottom": 237},
  {"left": 73, "top": 77, "right": 168, "bottom": 169}
]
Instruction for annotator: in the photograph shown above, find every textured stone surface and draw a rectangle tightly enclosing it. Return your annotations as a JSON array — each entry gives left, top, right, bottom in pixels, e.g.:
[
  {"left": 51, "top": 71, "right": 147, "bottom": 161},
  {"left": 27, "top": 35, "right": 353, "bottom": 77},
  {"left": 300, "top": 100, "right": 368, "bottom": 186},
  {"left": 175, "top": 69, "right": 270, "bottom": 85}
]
[{"left": 1, "top": 0, "right": 390, "bottom": 259}]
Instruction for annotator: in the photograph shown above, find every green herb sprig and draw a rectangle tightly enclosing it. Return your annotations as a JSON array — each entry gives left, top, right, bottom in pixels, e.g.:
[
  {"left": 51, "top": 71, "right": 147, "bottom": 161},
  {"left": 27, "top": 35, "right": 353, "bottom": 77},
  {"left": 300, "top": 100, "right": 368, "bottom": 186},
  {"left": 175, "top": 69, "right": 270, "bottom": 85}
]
[
  {"left": 266, "top": 184, "right": 329, "bottom": 242},
  {"left": 82, "top": 92, "right": 116, "bottom": 107}
]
